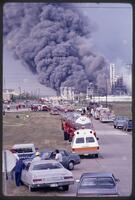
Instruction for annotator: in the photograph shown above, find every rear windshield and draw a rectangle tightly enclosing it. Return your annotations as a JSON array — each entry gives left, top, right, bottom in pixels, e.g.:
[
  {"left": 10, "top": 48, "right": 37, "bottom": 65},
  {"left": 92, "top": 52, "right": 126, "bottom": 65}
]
[
  {"left": 86, "top": 137, "right": 95, "bottom": 143},
  {"left": 33, "top": 163, "right": 62, "bottom": 170},
  {"left": 80, "top": 177, "right": 115, "bottom": 188},
  {"left": 75, "top": 123, "right": 93, "bottom": 129},
  {"left": 13, "top": 148, "right": 33, "bottom": 153},
  {"left": 76, "top": 137, "right": 84, "bottom": 144},
  {"left": 117, "top": 116, "right": 128, "bottom": 120}
]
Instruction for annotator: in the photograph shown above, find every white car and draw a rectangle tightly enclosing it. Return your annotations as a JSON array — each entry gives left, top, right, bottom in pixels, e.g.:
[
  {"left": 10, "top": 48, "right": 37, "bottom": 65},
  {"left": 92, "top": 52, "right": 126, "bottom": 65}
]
[
  {"left": 100, "top": 113, "right": 115, "bottom": 123},
  {"left": 21, "top": 160, "right": 74, "bottom": 191}
]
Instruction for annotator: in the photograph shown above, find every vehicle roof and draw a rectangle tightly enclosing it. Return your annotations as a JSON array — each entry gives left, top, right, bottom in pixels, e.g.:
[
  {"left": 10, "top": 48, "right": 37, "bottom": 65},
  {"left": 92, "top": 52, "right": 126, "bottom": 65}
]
[
  {"left": 75, "top": 116, "right": 91, "bottom": 124},
  {"left": 74, "top": 129, "right": 94, "bottom": 135},
  {"left": 31, "top": 159, "right": 60, "bottom": 165},
  {"left": 80, "top": 172, "right": 114, "bottom": 178},
  {"left": 12, "top": 143, "right": 35, "bottom": 148},
  {"left": 116, "top": 115, "right": 128, "bottom": 118}
]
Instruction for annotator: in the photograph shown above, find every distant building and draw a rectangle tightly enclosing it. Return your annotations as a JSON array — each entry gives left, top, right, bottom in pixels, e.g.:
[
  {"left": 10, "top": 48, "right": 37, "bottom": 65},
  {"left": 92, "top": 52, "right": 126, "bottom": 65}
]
[
  {"left": 110, "top": 63, "right": 116, "bottom": 90},
  {"left": 3, "top": 89, "right": 19, "bottom": 101},
  {"left": 113, "top": 76, "right": 127, "bottom": 95},
  {"left": 60, "top": 87, "right": 75, "bottom": 100}
]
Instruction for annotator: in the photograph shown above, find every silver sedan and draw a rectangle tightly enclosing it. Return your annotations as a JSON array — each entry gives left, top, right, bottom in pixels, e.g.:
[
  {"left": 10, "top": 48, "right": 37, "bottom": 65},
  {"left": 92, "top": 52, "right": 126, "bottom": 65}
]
[{"left": 21, "top": 159, "right": 74, "bottom": 192}]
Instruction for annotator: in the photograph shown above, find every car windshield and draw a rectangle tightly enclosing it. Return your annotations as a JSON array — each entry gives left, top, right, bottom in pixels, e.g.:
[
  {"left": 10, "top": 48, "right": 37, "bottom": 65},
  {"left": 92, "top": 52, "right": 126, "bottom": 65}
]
[
  {"left": 86, "top": 137, "right": 95, "bottom": 143},
  {"left": 80, "top": 177, "right": 115, "bottom": 188},
  {"left": 32, "top": 163, "right": 63, "bottom": 170},
  {"left": 76, "top": 137, "right": 84, "bottom": 144}
]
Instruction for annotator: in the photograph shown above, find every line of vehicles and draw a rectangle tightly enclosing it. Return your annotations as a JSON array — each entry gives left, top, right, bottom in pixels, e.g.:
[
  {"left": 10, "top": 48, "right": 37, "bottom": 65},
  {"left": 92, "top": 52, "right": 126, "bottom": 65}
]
[
  {"left": 9, "top": 142, "right": 119, "bottom": 196},
  {"left": 91, "top": 105, "right": 132, "bottom": 132},
  {"left": 6, "top": 101, "right": 132, "bottom": 196}
]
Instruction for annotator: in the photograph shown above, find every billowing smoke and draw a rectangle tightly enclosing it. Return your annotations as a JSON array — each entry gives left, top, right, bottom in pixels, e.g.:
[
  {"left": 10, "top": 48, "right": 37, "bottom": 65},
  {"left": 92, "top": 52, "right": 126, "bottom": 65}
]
[{"left": 3, "top": 3, "right": 108, "bottom": 94}]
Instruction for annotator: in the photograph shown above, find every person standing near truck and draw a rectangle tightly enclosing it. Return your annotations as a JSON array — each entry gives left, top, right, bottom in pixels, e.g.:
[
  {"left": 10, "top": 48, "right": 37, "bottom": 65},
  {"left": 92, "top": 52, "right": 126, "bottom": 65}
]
[{"left": 14, "top": 158, "right": 25, "bottom": 187}]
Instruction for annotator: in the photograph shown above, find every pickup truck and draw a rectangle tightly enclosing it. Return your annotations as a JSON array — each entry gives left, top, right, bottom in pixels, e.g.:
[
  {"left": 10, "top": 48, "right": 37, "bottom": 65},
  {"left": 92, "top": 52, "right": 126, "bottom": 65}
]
[{"left": 10, "top": 143, "right": 37, "bottom": 160}]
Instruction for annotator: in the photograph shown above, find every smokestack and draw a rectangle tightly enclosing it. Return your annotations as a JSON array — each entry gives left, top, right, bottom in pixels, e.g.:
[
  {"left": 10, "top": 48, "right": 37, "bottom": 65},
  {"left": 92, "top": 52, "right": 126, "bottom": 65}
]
[{"left": 3, "top": 3, "right": 109, "bottom": 93}]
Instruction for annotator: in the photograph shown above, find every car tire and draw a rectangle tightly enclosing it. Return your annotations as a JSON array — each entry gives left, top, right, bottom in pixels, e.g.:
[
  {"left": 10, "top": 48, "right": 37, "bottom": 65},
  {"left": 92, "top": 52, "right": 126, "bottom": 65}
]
[
  {"left": 69, "top": 137, "right": 72, "bottom": 142},
  {"left": 28, "top": 185, "right": 34, "bottom": 192},
  {"left": 20, "top": 180, "right": 24, "bottom": 186},
  {"left": 68, "top": 161, "right": 74, "bottom": 170},
  {"left": 95, "top": 154, "right": 98, "bottom": 158},
  {"left": 114, "top": 125, "right": 116, "bottom": 128},
  {"left": 62, "top": 185, "right": 69, "bottom": 191},
  {"left": 64, "top": 132, "right": 68, "bottom": 140}
]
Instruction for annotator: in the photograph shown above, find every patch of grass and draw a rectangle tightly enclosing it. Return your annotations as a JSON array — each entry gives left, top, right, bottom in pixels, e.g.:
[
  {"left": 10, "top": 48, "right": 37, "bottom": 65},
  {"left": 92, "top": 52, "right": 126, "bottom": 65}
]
[
  {"left": 3, "top": 112, "right": 71, "bottom": 151},
  {"left": 108, "top": 102, "right": 132, "bottom": 118}
]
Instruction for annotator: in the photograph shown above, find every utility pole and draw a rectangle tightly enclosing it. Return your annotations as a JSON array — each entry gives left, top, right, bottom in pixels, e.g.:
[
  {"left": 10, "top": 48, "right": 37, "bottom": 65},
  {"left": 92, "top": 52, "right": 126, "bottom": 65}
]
[
  {"left": 18, "top": 86, "right": 21, "bottom": 100},
  {"left": 105, "top": 78, "right": 108, "bottom": 108},
  {"left": 4, "top": 77, "right": 6, "bottom": 89}
]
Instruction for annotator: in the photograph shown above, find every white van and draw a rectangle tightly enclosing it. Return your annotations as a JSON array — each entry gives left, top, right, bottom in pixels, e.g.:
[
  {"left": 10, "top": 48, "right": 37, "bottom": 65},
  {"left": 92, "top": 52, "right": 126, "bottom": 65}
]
[{"left": 71, "top": 129, "right": 99, "bottom": 157}]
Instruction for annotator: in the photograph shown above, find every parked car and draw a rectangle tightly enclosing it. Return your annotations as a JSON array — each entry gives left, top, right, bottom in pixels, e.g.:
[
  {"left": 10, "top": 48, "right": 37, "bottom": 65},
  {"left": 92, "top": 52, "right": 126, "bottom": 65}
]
[
  {"left": 76, "top": 172, "right": 119, "bottom": 197},
  {"left": 39, "top": 149, "right": 81, "bottom": 170},
  {"left": 21, "top": 160, "right": 74, "bottom": 191},
  {"left": 113, "top": 116, "right": 129, "bottom": 129},
  {"left": 123, "top": 119, "right": 132, "bottom": 131},
  {"left": 50, "top": 108, "right": 59, "bottom": 115},
  {"left": 100, "top": 113, "right": 115, "bottom": 123}
]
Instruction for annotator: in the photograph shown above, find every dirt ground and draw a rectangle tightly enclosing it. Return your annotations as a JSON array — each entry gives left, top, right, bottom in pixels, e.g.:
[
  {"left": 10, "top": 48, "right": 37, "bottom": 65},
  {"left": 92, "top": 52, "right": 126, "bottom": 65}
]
[
  {"left": 3, "top": 111, "right": 71, "bottom": 151},
  {"left": 3, "top": 111, "right": 73, "bottom": 196}
]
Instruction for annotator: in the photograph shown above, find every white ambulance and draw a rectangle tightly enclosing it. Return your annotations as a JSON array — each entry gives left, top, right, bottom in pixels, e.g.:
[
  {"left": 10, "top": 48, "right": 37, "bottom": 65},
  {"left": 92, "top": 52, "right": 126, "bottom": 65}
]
[{"left": 71, "top": 129, "right": 99, "bottom": 157}]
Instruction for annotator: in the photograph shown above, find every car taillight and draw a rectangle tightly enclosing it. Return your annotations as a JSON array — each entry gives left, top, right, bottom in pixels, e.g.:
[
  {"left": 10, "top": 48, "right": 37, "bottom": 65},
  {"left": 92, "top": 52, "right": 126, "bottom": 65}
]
[
  {"left": 33, "top": 179, "right": 42, "bottom": 182},
  {"left": 64, "top": 176, "right": 73, "bottom": 179},
  {"left": 72, "top": 148, "right": 75, "bottom": 152}
]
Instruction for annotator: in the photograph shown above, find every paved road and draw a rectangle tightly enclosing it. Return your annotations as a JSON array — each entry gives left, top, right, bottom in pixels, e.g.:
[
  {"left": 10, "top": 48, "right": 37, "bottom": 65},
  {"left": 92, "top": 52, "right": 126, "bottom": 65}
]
[{"left": 3, "top": 118, "right": 132, "bottom": 197}]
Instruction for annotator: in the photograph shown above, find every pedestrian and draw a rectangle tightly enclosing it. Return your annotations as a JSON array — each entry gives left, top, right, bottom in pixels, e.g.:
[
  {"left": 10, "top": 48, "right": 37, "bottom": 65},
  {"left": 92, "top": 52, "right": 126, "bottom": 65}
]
[
  {"left": 11, "top": 154, "right": 19, "bottom": 180},
  {"left": 16, "top": 105, "right": 19, "bottom": 111},
  {"left": 7, "top": 104, "right": 10, "bottom": 110},
  {"left": 32, "top": 151, "right": 41, "bottom": 162},
  {"left": 14, "top": 159, "right": 25, "bottom": 187},
  {"left": 55, "top": 149, "right": 63, "bottom": 163}
]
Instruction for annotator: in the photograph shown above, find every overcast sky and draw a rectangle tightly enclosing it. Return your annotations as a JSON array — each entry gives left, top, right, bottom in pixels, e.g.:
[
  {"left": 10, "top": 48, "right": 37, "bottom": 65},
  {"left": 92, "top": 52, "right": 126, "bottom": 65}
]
[
  {"left": 77, "top": 3, "right": 132, "bottom": 65},
  {"left": 3, "top": 3, "right": 132, "bottom": 96}
]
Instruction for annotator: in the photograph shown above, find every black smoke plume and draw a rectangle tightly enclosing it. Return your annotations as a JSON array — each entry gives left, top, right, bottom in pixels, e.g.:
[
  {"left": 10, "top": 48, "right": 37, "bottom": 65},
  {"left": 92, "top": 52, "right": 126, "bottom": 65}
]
[{"left": 3, "top": 3, "right": 108, "bottom": 94}]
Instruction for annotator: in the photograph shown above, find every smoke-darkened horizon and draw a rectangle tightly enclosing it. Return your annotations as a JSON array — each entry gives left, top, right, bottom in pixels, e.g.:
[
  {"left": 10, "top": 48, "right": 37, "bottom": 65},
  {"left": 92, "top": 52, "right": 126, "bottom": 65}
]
[{"left": 3, "top": 3, "right": 109, "bottom": 94}]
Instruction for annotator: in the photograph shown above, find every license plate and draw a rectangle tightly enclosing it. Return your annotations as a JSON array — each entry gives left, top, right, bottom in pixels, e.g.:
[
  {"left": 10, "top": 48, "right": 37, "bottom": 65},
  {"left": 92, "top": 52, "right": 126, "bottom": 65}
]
[{"left": 50, "top": 183, "right": 58, "bottom": 187}]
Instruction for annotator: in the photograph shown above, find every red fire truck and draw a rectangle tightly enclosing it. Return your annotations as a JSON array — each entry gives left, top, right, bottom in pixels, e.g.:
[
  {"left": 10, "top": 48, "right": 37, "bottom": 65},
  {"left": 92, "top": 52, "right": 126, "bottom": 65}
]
[{"left": 61, "top": 112, "right": 97, "bottom": 142}]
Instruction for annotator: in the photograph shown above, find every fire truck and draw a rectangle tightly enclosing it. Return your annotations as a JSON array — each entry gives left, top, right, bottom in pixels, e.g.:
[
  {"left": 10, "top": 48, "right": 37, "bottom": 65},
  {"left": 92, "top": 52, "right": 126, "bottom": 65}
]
[{"left": 61, "top": 112, "right": 97, "bottom": 142}]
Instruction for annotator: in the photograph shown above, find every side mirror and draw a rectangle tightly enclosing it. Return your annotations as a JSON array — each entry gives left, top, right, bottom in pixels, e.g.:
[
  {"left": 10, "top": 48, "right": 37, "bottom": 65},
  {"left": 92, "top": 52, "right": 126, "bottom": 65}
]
[
  {"left": 96, "top": 137, "right": 99, "bottom": 140},
  {"left": 115, "top": 178, "right": 120, "bottom": 182}
]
